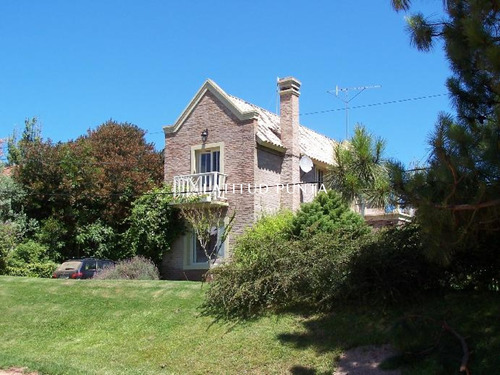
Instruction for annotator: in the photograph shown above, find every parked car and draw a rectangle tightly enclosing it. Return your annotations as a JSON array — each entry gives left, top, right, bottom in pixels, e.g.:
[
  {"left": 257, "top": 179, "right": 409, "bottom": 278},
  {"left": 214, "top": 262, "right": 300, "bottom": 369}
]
[{"left": 52, "top": 258, "right": 115, "bottom": 279}]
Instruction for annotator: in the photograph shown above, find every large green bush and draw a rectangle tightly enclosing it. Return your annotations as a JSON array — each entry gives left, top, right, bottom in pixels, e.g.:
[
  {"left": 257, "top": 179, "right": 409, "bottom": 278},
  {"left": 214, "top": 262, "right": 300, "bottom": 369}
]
[
  {"left": 203, "top": 192, "right": 371, "bottom": 320},
  {"left": 344, "top": 224, "right": 443, "bottom": 304},
  {"left": 124, "top": 185, "right": 184, "bottom": 266},
  {"left": 204, "top": 230, "right": 367, "bottom": 320},
  {"left": 5, "top": 240, "right": 58, "bottom": 278}
]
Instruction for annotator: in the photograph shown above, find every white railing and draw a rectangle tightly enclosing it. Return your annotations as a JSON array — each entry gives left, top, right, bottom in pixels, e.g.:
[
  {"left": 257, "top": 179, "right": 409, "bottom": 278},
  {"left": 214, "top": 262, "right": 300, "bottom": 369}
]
[
  {"left": 356, "top": 204, "right": 415, "bottom": 217},
  {"left": 173, "top": 172, "right": 227, "bottom": 201}
]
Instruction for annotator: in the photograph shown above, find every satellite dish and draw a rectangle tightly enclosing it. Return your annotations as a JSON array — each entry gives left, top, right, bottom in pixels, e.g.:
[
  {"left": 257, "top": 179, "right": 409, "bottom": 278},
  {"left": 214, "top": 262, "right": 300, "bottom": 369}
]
[{"left": 299, "top": 155, "right": 313, "bottom": 173}]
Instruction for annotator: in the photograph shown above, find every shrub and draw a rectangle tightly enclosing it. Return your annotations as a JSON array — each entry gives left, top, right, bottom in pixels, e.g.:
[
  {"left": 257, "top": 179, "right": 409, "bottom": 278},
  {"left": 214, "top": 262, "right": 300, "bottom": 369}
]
[
  {"left": 94, "top": 256, "right": 159, "bottom": 280},
  {"left": 203, "top": 191, "right": 374, "bottom": 320},
  {"left": 344, "top": 224, "right": 443, "bottom": 304},
  {"left": 5, "top": 240, "right": 57, "bottom": 278},
  {"left": 232, "top": 210, "right": 294, "bottom": 266},
  {"left": 291, "top": 190, "right": 369, "bottom": 238},
  {"left": 7, "top": 240, "right": 49, "bottom": 266},
  {"left": 123, "top": 185, "right": 185, "bottom": 267},
  {"left": 203, "top": 229, "right": 369, "bottom": 320},
  {"left": 6, "top": 262, "right": 58, "bottom": 278}
]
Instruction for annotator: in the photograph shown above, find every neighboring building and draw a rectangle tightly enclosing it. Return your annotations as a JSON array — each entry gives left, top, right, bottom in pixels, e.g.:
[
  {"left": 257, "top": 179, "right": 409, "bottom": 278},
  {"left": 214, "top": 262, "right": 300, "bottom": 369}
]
[{"left": 162, "top": 77, "right": 409, "bottom": 280}]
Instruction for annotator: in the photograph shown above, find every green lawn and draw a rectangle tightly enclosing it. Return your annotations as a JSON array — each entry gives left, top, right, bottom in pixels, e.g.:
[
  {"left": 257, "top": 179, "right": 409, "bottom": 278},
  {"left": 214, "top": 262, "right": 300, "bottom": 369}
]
[
  {"left": 0, "top": 276, "right": 499, "bottom": 375},
  {"left": 0, "top": 277, "right": 351, "bottom": 375}
]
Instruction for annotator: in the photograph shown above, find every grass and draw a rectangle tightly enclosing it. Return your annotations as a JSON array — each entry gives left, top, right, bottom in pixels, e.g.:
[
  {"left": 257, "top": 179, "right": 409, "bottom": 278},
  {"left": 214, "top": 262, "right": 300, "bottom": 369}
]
[{"left": 0, "top": 277, "right": 499, "bottom": 375}]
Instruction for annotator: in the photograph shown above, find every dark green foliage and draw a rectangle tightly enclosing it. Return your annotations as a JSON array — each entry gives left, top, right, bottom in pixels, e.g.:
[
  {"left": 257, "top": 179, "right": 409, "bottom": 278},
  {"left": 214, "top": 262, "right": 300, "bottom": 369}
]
[
  {"left": 36, "top": 217, "right": 69, "bottom": 262},
  {"left": 204, "top": 231, "right": 365, "bottom": 320},
  {"left": 93, "top": 256, "right": 159, "bottom": 280},
  {"left": 345, "top": 224, "right": 443, "bottom": 304},
  {"left": 291, "top": 190, "right": 369, "bottom": 238},
  {"left": 203, "top": 192, "right": 370, "bottom": 320},
  {"left": 0, "top": 224, "right": 14, "bottom": 274},
  {"left": 389, "top": 1, "right": 500, "bottom": 273},
  {"left": 8, "top": 119, "right": 163, "bottom": 261},
  {"left": 327, "top": 125, "right": 392, "bottom": 210},
  {"left": 444, "top": 231, "right": 500, "bottom": 291},
  {"left": 123, "top": 185, "right": 184, "bottom": 266},
  {"left": 76, "top": 220, "right": 121, "bottom": 260}
]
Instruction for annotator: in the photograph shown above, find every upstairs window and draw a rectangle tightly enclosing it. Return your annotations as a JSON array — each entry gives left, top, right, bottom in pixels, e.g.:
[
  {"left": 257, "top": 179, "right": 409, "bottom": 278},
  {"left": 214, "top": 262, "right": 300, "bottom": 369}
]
[
  {"left": 199, "top": 150, "right": 220, "bottom": 173},
  {"left": 316, "top": 168, "right": 324, "bottom": 190}
]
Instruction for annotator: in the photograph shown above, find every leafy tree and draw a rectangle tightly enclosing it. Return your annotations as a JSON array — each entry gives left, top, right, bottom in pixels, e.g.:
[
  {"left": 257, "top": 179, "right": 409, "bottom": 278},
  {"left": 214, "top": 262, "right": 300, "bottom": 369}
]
[
  {"left": 84, "top": 120, "right": 163, "bottom": 228},
  {"left": 124, "top": 185, "right": 185, "bottom": 267},
  {"left": 6, "top": 117, "right": 41, "bottom": 166},
  {"left": 0, "top": 174, "right": 26, "bottom": 222},
  {"left": 76, "top": 220, "right": 119, "bottom": 260},
  {"left": 179, "top": 202, "right": 235, "bottom": 268},
  {"left": 0, "top": 174, "right": 38, "bottom": 274},
  {"left": 389, "top": 0, "right": 500, "bottom": 267},
  {"left": 327, "top": 125, "right": 391, "bottom": 214},
  {"left": 8, "top": 119, "right": 163, "bottom": 261}
]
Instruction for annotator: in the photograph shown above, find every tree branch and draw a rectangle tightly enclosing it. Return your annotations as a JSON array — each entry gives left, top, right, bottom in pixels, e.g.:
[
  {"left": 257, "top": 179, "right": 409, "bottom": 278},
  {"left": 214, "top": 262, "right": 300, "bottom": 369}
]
[
  {"left": 436, "top": 198, "right": 500, "bottom": 211},
  {"left": 442, "top": 321, "right": 470, "bottom": 374}
]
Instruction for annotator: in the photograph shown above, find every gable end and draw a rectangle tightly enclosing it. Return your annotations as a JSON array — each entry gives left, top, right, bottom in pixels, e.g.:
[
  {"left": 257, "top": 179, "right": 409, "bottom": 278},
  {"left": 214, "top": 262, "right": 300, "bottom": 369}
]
[{"left": 163, "top": 79, "right": 260, "bottom": 135}]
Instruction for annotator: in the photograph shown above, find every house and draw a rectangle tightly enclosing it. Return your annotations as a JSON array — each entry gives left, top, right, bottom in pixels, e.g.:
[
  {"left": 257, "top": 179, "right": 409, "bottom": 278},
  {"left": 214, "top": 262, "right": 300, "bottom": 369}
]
[{"left": 162, "top": 77, "right": 410, "bottom": 280}]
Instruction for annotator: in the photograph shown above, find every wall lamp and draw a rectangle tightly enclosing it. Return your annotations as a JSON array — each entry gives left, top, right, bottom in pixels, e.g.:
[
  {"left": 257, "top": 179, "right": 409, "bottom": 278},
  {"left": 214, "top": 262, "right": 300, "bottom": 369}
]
[{"left": 201, "top": 128, "right": 208, "bottom": 143}]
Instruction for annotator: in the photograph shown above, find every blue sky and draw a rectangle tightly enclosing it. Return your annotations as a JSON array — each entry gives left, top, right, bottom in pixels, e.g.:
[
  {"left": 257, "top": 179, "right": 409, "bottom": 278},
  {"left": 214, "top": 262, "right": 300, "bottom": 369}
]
[{"left": 0, "top": 0, "right": 451, "bottom": 166}]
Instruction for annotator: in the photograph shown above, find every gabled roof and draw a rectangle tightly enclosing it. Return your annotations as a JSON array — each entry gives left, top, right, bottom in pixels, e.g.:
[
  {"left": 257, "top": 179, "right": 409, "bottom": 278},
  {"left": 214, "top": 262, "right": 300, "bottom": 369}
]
[{"left": 164, "top": 79, "right": 336, "bottom": 165}]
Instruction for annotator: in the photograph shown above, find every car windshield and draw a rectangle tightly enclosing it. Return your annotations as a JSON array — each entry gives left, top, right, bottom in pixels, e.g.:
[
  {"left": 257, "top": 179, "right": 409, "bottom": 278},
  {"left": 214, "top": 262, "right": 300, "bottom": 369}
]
[{"left": 56, "top": 261, "right": 82, "bottom": 271}]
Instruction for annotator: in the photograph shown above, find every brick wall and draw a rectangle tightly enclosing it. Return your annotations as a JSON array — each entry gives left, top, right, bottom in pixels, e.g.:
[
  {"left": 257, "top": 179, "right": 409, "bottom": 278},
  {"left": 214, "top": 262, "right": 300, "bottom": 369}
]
[
  {"left": 254, "top": 146, "right": 283, "bottom": 217},
  {"left": 163, "top": 91, "right": 257, "bottom": 279}
]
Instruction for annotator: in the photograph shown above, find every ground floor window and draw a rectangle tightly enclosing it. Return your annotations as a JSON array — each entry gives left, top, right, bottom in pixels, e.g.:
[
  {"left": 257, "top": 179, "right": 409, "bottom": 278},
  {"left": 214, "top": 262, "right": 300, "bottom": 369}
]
[{"left": 191, "top": 226, "right": 226, "bottom": 265}]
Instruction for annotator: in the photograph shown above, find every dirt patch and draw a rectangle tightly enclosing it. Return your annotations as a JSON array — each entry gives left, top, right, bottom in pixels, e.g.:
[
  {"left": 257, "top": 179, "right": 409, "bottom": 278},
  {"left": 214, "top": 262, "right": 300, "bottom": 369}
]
[
  {"left": 334, "top": 345, "right": 401, "bottom": 375},
  {"left": 0, "top": 368, "right": 39, "bottom": 375}
]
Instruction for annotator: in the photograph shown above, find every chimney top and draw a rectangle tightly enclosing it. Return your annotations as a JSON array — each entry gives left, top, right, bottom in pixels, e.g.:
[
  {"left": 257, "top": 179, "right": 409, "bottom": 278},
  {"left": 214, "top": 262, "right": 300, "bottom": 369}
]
[{"left": 278, "top": 77, "right": 301, "bottom": 96}]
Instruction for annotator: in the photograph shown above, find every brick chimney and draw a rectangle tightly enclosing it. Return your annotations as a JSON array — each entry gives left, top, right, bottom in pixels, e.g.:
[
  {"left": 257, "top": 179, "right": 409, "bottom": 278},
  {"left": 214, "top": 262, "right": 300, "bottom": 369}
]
[{"left": 278, "top": 77, "right": 301, "bottom": 211}]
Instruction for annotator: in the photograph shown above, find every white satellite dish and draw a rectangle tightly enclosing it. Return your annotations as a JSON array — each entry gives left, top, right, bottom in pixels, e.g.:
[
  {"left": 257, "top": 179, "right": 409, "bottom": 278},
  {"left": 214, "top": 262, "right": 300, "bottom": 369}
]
[{"left": 299, "top": 155, "right": 313, "bottom": 173}]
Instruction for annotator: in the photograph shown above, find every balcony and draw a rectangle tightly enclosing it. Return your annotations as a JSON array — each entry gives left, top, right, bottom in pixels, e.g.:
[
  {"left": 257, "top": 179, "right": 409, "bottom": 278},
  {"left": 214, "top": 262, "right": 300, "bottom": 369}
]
[{"left": 173, "top": 172, "right": 227, "bottom": 202}]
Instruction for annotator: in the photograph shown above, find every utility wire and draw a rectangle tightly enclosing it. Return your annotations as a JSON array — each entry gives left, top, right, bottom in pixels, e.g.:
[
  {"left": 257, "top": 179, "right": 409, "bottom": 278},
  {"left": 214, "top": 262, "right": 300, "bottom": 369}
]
[{"left": 300, "top": 93, "right": 448, "bottom": 116}]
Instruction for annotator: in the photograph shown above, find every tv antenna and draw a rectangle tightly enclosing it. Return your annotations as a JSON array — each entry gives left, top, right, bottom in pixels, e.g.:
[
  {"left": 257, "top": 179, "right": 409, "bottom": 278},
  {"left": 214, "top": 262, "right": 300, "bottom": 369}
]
[{"left": 327, "top": 84, "right": 381, "bottom": 139}]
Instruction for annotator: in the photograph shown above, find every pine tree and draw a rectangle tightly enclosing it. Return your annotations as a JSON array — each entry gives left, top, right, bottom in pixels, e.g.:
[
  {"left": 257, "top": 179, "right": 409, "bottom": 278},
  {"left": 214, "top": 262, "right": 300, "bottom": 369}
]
[
  {"left": 389, "top": 1, "right": 500, "bottom": 269},
  {"left": 327, "top": 125, "right": 391, "bottom": 214}
]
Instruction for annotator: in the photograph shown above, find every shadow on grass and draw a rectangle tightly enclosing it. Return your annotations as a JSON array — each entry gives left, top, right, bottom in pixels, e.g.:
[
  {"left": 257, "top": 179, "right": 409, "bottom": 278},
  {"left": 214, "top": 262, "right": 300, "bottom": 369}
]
[
  {"left": 275, "top": 293, "right": 500, "bottom": 375},
  {"left": 275, "top": 306, "right": 394, "bottom": 373},
  {"left": 277, "top": 307, "right": 392, "bottom": 353},
  {"left": 289, "top": 365, "right": 332, "bottom": 375}
]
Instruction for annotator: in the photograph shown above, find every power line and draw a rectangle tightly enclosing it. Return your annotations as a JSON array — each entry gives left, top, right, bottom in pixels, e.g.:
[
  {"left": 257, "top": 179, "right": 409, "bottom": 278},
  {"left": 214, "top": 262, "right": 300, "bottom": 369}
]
[{"left": 300, "top": 93, "right": 448, "bottom": 116}]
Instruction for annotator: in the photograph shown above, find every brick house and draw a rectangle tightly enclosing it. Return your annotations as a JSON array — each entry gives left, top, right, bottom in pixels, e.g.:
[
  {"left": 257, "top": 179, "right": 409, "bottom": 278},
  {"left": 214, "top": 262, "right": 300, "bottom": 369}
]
[
  {"left": 162, "top": 77, "right": 339, "bottom": 279},
  {"left": 162, "top": 77, "right": 411, "bottom": 279}
]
